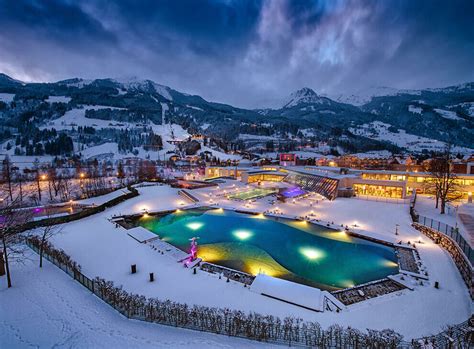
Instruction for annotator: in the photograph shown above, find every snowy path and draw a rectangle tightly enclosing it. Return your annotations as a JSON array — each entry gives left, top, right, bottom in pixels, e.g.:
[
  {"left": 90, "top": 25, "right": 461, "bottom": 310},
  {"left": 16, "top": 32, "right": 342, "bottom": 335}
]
[{"left": 0, "top": 251, "right": 278, "bottom": 349}]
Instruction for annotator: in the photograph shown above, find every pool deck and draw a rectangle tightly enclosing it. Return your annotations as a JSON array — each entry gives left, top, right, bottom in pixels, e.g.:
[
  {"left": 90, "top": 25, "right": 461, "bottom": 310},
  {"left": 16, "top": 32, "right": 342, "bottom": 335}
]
[
  {"left": 115, "top": 205, "right": 428, "bottom": 306},
  {"left": 332, "top": 279, "right": 406, "bottom": 305}
]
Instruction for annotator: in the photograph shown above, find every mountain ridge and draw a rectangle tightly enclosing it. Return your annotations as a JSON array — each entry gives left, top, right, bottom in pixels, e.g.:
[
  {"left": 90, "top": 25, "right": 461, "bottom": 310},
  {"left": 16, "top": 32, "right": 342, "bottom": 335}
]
[{"left": 0, "top": 73, "right": 473, "bottom": 153}]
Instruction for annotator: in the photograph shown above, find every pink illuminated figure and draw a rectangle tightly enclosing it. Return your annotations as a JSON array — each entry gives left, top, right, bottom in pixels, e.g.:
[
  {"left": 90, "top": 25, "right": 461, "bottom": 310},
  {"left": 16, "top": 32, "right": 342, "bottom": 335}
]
[{"left": 189, "top": 237, "right": 199, "bottom": 261}]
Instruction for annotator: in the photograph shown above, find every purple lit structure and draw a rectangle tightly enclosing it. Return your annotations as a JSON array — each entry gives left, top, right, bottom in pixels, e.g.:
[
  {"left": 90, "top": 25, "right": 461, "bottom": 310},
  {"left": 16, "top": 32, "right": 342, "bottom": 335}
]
[{"left": 281, "top": 186, "right": 306, "bottom": 198}]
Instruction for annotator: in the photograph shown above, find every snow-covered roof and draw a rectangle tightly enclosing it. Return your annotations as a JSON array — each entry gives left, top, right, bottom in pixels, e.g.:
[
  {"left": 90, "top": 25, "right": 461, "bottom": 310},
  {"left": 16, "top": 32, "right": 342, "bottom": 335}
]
[
  {"left": 245, "top": 169, "right": 287, "bottom": 176},
  {"left": 127, "top": 226, "right": 157, "bottom": 243},
  {"left": 250, "top": 274, "right": 325, "bottom": 312},
  {"left": 286, "top": 166, "right": 349, "bottom": 180}
]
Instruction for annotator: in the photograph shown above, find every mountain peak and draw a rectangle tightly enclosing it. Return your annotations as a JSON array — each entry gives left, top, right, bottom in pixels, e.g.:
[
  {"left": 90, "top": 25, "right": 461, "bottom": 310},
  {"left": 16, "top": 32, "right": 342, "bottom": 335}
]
[
  {"left": 282, "top": 87, "right": 327, "bottom": 108},
  {"left": 293, "top": 87, "right": 318, "bottom": 96}
]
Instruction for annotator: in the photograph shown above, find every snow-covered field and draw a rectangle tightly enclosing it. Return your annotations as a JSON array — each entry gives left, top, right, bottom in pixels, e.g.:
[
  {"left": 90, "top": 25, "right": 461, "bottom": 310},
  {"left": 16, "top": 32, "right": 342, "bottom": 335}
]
[
  {"left": 414, "top": 196, "right": 459, "bottom": 226},
  {"left": 408, "top": 105, "right": 423, "bottom": 114},
  {"left": 350, "top": 121, "right": 473, "bottom": 154},
  {"left": 45, "top": 95, "right": 72, "bottom": 103},
  {"left": 450, "top": 102, "right": 474, "bottom": 117},
  {"left": 0, "top": 250, "right": 278, "bottom": 349},
  {"left": 40, "top": 105, "right": 147, "bottom": 131},
  {"left": 414, "top": 195, "right": 474, "bottom": 246},
  {"left": 434, "top": 108, "right": 462, "bottom": 121},
  {"left": 6, "top": 181, "right": 469, "bottom": 343},
  {"left": 238, "top": 134, "right": 278, "bottom": 141},
  {"left": 0, "top": 93, "right": 15, "bottom": 103}
]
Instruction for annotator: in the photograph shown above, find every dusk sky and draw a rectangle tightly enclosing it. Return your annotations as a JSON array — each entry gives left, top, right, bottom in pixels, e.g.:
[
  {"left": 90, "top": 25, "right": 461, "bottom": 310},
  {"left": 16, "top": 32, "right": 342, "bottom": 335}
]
[{"left": 0, "top": 0, "right": 473, "bottom": 108}]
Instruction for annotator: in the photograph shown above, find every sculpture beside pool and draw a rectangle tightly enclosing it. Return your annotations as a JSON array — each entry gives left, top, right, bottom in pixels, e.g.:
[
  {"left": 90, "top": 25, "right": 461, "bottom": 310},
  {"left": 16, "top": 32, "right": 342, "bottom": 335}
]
[
  {"left": 181, "top": 236, "right": 201, "bottom": 268},
  {"left": 189, "top": 237, "right": 199, "bottom": 261}
]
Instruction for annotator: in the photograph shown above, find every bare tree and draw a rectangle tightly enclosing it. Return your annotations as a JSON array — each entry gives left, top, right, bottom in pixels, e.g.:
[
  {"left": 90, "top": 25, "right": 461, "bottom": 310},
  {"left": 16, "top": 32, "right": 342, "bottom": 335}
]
[
  {"left": 0, "top": 192, "right": 32, "bottom": 288},
  {"left": 37, "top": 206, "right": 63, "bottom": 268},
  {"left": 1, "top": 155, "right": 14, "bottom": 202},
  {"left": 426, "top": 144, "right": 462, "bottom": 214}
]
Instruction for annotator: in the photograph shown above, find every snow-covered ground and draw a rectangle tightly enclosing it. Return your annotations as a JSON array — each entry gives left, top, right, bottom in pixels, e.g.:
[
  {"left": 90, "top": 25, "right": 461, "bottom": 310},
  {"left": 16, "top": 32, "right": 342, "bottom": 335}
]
[
  {"left": 15, "top": 181, "right": 471, "bottom": 341},
  {"left": 450, "top": 102, "right": 474, "bottom": 117},
  {"left": 238, "top": 134, "right": 278, "bottom": 141},
  {"left": 414, "top": 196, "right": 459, "bottom": 227},
  {"left": 350, "top": 121, "right": 473, "bottom": 154},
  {"left": 35, "top": 105, "right": 240, "bottom": 162},
  {"left": 328, "top": 86, "right": 419, "bottom": 106},
  {"left": 75, "top": 187, "right": 131, "bottom": 206},
  {"left": 40, "top": 105, "right": 143, "bottom": 131},
  {"left": 0, "top": 93, "right": 15, "bottom": 103},
  {"left": 408, "top": 105, "right": 423, "bottom": 115},
  {"left": 434, "top": 108, "right": 462, "bottom": 121},
  {"left": 0, "top": 154, "right": 55, "bottom": 170},
  {"left": 0, "top": 250, "right": 278, "bottom": 348},
  {"left": 414, "top": 195, "right": 473, "bottom": 246},
  {"left": 352, "top": 150, "right": 393, "bottom": 158},
  {"left": 45, "top": 95, "right": 72, "bottom": 104}
]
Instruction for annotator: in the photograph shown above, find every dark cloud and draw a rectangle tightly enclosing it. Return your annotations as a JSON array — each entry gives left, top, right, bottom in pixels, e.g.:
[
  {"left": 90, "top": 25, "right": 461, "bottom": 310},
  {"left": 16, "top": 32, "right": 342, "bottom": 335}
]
[
  {"left": 0, "top": 0, "right": 472, "bottom": 108},
  {"left": 0, "top": 0, "right": 116, "bottom": 47}
]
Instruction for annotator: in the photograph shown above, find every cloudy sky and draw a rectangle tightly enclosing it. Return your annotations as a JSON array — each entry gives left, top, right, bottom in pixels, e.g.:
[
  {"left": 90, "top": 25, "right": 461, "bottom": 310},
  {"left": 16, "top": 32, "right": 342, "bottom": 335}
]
[{"left": 0, "top": 0, "right": 473, "bottom": 108}]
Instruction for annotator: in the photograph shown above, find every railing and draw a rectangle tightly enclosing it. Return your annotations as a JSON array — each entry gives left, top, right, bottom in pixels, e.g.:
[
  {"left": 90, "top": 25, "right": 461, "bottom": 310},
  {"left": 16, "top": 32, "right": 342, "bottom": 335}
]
[
  {"left": 416, "top": 214, "right": 473, "bottom": 265},
  {"left": 178, "top": 190, "right": 200, "bottom": 203},
  {"left": 410, "top": 193, "right": 473, "bottom": 298}
]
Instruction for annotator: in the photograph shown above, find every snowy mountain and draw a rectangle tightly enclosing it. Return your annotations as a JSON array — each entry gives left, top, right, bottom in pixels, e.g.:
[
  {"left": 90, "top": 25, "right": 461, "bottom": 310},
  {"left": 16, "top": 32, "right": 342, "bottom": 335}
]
[
  {"left": 0, "top": 73, "right": 25, "bottom": 88},
  {"left": 328, "top": 86, "right": 407, "bottom": 106},
  {"left": 329, "top": 83, "right": 474, "bottom": 106},
  {"left": 0, "top": 73, "right": 473, "bottom": 155},
  {"left": 282, "top": 87, "right": 333, "bottom": 108}
]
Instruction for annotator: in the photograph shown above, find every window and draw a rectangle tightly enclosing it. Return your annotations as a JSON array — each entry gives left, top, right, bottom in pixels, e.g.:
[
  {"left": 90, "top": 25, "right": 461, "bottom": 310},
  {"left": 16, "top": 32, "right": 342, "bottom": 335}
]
[{"left": 354, "top": 184, "right": 403, "bottom": 198}]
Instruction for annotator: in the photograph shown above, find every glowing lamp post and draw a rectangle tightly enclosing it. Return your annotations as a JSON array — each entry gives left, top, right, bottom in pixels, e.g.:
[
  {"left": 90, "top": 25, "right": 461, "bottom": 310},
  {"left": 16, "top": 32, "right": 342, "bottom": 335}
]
[{"left": 468, "top": 192, "right": 472, "bottom": 204}]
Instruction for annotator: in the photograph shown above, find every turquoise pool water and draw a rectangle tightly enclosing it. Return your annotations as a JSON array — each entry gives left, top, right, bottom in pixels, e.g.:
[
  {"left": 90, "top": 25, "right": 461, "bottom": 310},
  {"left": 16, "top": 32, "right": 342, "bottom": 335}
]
[{"left": 138, "top": 208, "right": 398, "bottom": 290}]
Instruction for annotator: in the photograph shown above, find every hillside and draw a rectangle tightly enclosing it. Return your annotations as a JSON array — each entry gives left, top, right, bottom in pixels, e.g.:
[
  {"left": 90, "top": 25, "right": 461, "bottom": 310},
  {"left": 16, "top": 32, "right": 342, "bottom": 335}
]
[{"left": 0, "top": 74, "right": 473, "bottom": 160}]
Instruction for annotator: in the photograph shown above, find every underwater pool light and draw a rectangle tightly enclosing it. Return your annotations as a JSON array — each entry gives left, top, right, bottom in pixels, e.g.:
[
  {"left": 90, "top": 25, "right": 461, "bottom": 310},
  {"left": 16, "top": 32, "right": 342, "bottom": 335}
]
[
  {"left": 300, "top": 247, "right": 324, "bottom": 260},
  {"left": 186, "top": 222, "right": 204, "bottom": 230},
  {"left": 233, "top": 230, "right": 252, "bottom": 240}
]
